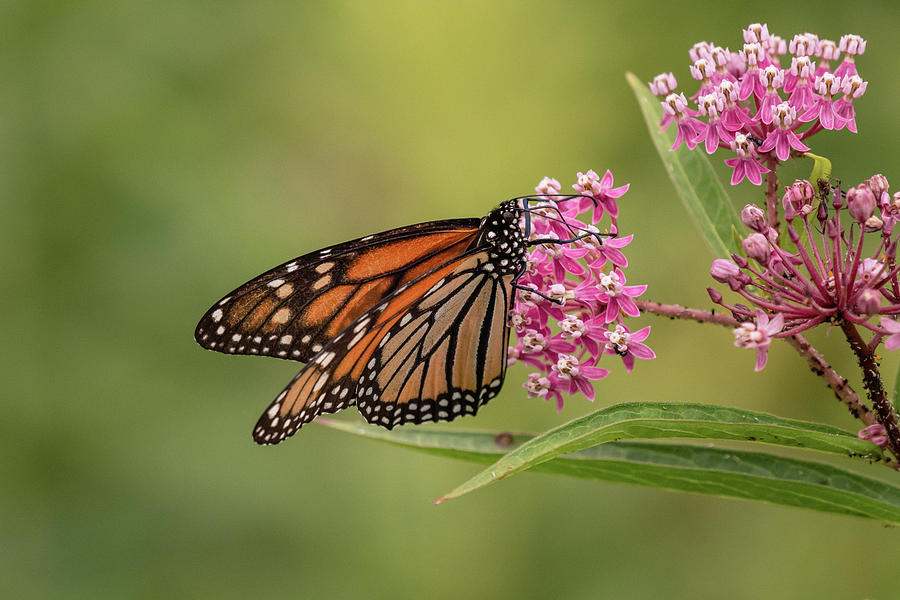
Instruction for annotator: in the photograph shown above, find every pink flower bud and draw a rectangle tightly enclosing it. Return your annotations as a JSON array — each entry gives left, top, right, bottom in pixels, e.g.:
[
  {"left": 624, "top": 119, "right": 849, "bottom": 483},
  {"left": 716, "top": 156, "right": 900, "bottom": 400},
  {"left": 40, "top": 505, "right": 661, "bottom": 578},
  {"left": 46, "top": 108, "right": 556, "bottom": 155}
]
[
  {"left": 847, "top": 184, "right": 876, "bottom": 223},
  {"left": 864, "top": 215, "right": 883, "bottom": 233},
  {"left": 711, "top": 259, "right": 746, "bottom": 291},
  {"left": 867, "top": 174, "right": 889, "bottom": 200},
  {"left": 707, "top": 287, "right": 723, "bottom": 304},
  {"left": 740, "top": 204, "right": 766, "bottom": 232},
  {"left": 742, "top": 233, "right": 770, "bottom": 264},
  {"left": 858, "top": 423, "right": 888, "bottom": 449},
  {"left": 855, "top": 288, "right": 882, "bottom": 315}
]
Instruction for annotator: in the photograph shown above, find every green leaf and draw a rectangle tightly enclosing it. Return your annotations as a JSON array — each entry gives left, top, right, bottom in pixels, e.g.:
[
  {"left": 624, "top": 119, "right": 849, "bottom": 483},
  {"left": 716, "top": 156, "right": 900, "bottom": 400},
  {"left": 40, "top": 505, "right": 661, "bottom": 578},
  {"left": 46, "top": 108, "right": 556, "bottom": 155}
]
[
  {"left": 317, "top": 418, "right": 900, "bottom": 522},
  {"left": 441, "top": 402, "right": 882, "bottom": 499},
  {"left": 805, "top": 152, "right": 832, "bottom": 187},
  {"left": 626, "top": 71, "right": 742, "bottom": 257}
]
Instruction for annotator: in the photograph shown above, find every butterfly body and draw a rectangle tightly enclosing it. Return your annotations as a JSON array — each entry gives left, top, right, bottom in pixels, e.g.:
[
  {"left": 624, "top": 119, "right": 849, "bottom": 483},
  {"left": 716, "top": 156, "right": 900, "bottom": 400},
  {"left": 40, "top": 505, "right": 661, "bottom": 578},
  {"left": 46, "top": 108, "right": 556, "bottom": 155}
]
[{"left": 196, "top": 200, "right": 537, "bottom": 445}]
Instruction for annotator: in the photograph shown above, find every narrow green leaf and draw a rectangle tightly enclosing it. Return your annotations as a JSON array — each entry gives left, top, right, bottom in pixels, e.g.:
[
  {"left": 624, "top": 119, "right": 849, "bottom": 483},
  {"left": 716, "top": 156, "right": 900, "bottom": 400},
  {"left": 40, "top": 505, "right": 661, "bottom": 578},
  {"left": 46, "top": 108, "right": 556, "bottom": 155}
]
[
  {"left": 317, "top": 419, "right": 900, "bottom": 522},
  {"left": 626, "top": 71, "right": 742, "bottom": 257},
  {"left": 441, "top": 402, "right": 882, "bottom": 500},
  {"left": 533, "top": 442, "right": 900, "bottom": 523}
]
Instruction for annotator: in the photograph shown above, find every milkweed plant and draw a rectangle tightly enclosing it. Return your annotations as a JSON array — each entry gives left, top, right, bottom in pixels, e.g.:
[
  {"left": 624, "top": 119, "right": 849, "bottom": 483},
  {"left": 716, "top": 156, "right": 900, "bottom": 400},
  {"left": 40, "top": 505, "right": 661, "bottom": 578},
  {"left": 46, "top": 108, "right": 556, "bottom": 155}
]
[{"left": 329, "top": 24, "right": 900, "bottom": 520}]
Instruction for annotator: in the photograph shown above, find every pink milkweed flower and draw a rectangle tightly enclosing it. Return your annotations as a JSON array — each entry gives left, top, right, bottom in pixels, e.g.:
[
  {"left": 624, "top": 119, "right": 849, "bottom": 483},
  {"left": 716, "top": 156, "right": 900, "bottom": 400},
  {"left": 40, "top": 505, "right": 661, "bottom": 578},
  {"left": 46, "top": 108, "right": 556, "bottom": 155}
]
[
  {"left": 694, "top": 92, "right": 734, "bottom": 153},
  {"left": 537, "top": 242, "right": 589, "bottom": 281},
  {"left": 733, "top": 309, "right": 785, "bottom": 371},
  {"left": 799, "top": 73, "right": 844, "bottom": 129},
  {"left": 743, "top": 23, "right": 769, "bottom": 45},
  {"left": 689, "top": 41, "right": 714, "bottom": 63},
  {"left": 550, "top": 354, "right": 610, "bottom": 401},
  {"left": 663, "top": 93, "right": 705, "bottom": 151},
  {"left": 834, "top": 34, "right": 866, "bottom": 79},
  {"left": 510, "top": 172, "right": 652, "bottom": 411},
  {"left": 690, "top": 58, "right": 717, "bottom": 97},
  {"left": 759, "top": 103, "right": 809, "bottom": 161},
  {"left": 523, "top": 372, "right": 564, "bottom": 411},
  {"left": 592, "top": 268, "right": 646, "bottom": 322},
  {"left": 724, "top": 134, "right": 770, "bottom": 186},
  {"left": 816, "top": 39, "right": 840, "bottom": 74},
  {"left": 766, "top": 35, "right": 787, "bottom": 65},
  {"left": 738, "top": 43, "right": 767, "bottom": 100},
  {"left": 650, "top": 73, "right": 679, "bottom": 132},
  {"left": 753, "top": 65, "right": 785, "bottom": 124},
  {"left": 573, "top": 169, "right": 628, "bottom": 223},
  {"left": 535, "top": 177, "right": 562, "bottom": 197},
  {"left": 785, "top": 56, "right": 818, "bottom": 111},
  {"left": 717, "top": 80, "right": 754, "bottom": 131},
  {"left": 603, "top": 324, "right": 655, "bottom": 372},
  {"left": 650, "top": 72, "right": 678, "bottom": 97},
  {"left": 833, "top": 75, "right": 867, "bottom": 133},
  {"left": 587, "top": 232, "right": 631, "bottom": 269}
]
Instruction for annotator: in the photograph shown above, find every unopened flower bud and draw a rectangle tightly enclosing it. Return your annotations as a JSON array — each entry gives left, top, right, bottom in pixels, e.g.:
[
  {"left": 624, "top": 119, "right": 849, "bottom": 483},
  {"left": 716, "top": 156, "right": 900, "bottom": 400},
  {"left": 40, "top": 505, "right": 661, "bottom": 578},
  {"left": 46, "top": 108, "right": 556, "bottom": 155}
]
[
  {"left": 858, "top": 423, "right": 888, "bottom": 449},
  {"left": 740, "top": 204, "right": 766, "bottom": 232},
  {"left": 711, "top": 259, "right": 746, "bottom": 291},
  {"left": 855, "top": 288, "right": 882, "bottom": 315},
  {"left": 742, "top": 233, "right": 770, "bottom": 264},
  {"left": 864, "top": 215, "right": 883, "bottom": 232},
  {"left": 707, "top": 287, "right": 723, "bottom": 304},
  {"left": 868, "top": 174, "right": 889, "bottom": 198},
  {"left": 832, "top": 186, "right": 844, "bottom": 209},
  {"left": 817, "top": 200, "right": 828, "bottom": 225},
  {"left": 847, "top": 184, "right": 876, "bottom": 223}
]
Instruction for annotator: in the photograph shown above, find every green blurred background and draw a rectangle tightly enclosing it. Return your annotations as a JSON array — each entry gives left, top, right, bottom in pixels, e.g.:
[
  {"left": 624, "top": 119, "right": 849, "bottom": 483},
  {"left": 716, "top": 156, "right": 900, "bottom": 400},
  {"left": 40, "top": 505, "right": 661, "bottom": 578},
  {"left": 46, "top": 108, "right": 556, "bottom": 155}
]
[{"left": 5, "top": 1, "right": 900, "bottom": 598}]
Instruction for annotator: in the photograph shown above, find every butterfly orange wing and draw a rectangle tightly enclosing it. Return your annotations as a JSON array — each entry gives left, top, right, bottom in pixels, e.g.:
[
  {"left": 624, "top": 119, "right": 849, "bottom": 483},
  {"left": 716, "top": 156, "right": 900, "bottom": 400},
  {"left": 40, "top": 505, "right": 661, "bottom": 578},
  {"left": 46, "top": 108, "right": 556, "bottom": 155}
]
[
  {"left": 195, "top": 219, "right": 479, "bottom": 363},
  {"left": 252, "top": 250, "right": 512, "bottom": 444}
]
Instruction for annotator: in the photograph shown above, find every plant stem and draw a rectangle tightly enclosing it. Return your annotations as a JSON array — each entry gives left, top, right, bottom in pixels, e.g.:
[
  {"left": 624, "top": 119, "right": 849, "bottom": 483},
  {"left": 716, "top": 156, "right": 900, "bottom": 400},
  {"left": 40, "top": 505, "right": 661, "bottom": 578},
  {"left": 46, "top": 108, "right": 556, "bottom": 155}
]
[
  {"left": 636, "top": 300, "right": 873, "bottom": 430},
  {"left": 765, "top": 155, "right": 780, "bottom": 231},
  {"left": 839, "top": 318, "right": 900, "bottom": 459}
]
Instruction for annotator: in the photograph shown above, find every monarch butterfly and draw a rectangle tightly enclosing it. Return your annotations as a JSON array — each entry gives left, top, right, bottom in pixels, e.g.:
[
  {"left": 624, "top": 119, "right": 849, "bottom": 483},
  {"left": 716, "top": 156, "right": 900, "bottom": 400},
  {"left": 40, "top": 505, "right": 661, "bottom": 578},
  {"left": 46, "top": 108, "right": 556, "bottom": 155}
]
[{"left": 195, "top": 195, "right": 605, "bottom": 445}]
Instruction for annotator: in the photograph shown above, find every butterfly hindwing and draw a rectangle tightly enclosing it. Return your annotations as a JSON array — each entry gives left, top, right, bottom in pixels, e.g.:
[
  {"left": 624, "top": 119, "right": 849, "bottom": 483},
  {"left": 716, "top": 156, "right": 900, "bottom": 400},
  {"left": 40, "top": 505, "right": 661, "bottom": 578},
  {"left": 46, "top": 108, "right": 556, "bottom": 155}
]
[
  {"left": 354, "top": 253, "right": 514, "bottom": 429},
  {"left": 251, "top": 250, "right": 490, "bottom": 444},
  {"left": 195, "top": 219, "right": 480, "bottom": 363}
]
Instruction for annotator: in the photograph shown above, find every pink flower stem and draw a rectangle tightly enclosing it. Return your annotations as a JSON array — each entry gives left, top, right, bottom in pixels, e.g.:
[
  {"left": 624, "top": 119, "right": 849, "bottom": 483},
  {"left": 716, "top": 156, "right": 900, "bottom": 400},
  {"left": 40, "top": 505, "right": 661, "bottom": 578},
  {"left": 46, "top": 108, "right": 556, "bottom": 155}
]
[
  {"left": 764, "top": 155, "right": 780, "bottom": 230},
  {"left": 839, "top": 318, "right": 900, "bottom": 460},
  {"left": 801, "top": 217, "right": 828, "bottom": 280},
  {"left": 868, "top": 332, "right": 885, "bottom": 354},
  {"left": 798, "top": 121, "right": 824, "bottom": 141},
  {"left": 637, "top": 300, "right": 877, "bottom": 434}
]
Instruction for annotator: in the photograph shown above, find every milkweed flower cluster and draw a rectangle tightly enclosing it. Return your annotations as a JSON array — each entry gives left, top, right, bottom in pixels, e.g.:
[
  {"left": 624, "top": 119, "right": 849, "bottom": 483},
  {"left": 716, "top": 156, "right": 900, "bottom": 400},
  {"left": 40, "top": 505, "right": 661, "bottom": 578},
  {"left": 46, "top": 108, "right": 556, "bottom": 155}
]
[
  {"left": 507, "top": 171, "right": 655, "bottom": 410},
  {"left": 708, "top": 177, "right": 900, "bottom": 373},
  {"left": 650, "top": 25, "right": 868, "bottom": 185}
]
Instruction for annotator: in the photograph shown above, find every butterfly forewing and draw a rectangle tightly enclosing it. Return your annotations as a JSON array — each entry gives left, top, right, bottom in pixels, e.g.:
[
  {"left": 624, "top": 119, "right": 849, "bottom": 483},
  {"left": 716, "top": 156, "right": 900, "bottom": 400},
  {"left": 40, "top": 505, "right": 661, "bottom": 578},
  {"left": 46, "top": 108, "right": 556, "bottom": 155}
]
[
  {"left": 195, "top": 219, "right": 479, "bottom": 363},
  {"left": 251, "top": 249, "right": 488, "bottom": 444}
]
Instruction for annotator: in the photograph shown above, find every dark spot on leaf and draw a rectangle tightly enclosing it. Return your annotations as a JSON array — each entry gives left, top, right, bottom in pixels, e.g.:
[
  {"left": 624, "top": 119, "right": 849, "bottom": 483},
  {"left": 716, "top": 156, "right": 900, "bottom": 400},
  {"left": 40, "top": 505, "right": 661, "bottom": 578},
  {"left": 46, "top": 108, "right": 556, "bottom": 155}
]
[{"left": 494, "top": 432, "right": 514, "bottom": 447}]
